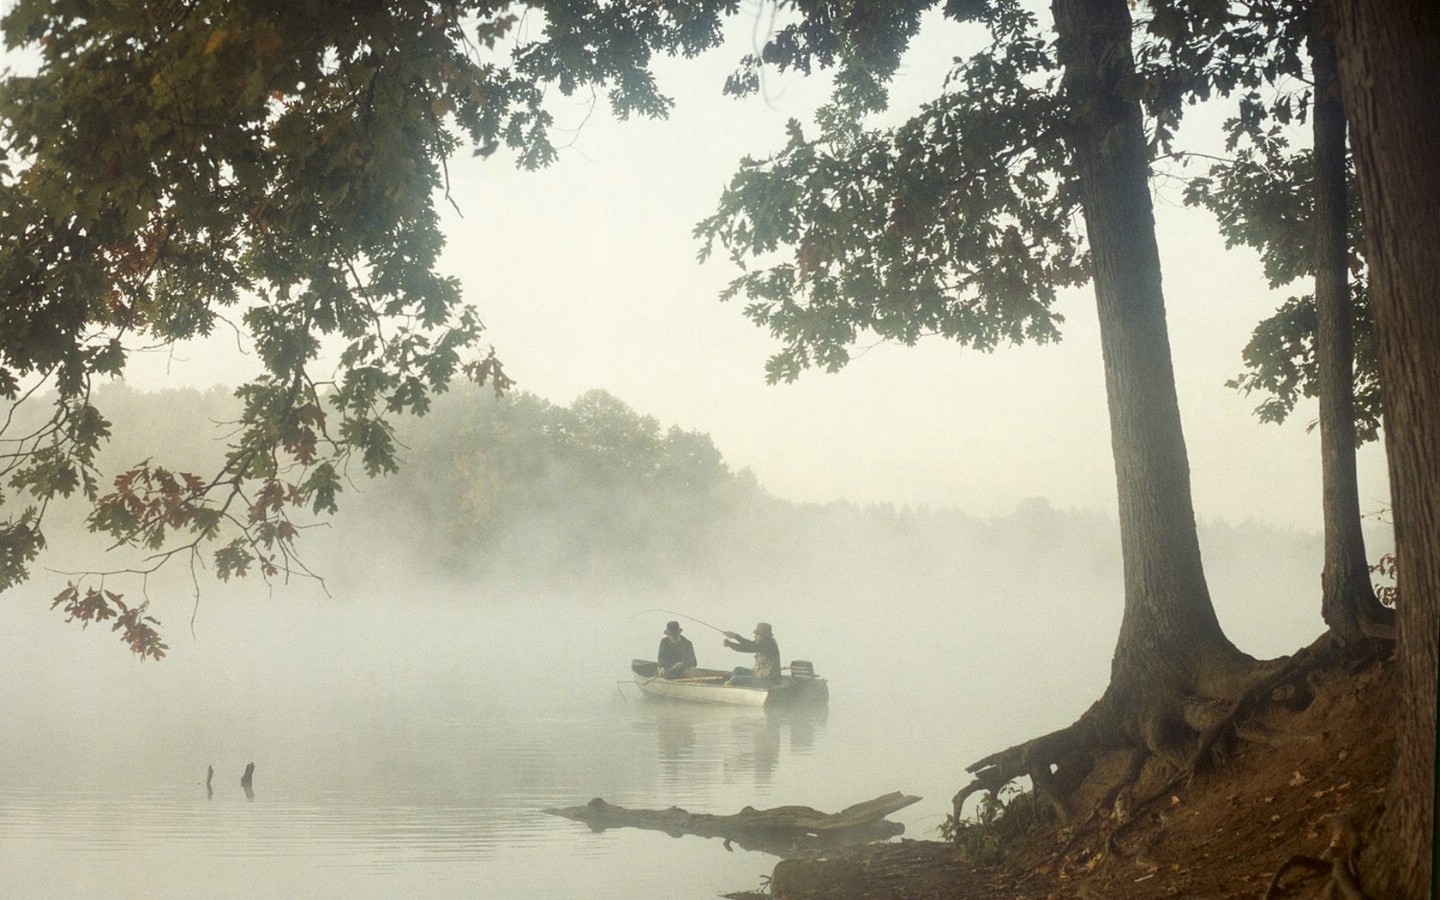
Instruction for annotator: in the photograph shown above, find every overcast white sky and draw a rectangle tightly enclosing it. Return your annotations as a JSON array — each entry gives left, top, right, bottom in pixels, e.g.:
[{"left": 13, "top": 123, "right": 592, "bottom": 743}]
[{"left": 86, "top": 8, "right": 1391, "bottom": 534}]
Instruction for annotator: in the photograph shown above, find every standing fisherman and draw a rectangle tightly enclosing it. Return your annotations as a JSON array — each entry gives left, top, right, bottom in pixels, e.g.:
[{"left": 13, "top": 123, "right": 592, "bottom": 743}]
[{"left": 723, "top": 622, "right": 781, "bottom": 685}]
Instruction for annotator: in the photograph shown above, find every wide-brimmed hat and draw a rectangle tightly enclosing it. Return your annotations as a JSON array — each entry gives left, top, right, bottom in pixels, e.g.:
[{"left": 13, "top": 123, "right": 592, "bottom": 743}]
[
  {"left": 665, "top": 621, "right": 683, "bottom": 634},
  {"left": 754, "top": 622, "right": 772, "bottom": 636}
]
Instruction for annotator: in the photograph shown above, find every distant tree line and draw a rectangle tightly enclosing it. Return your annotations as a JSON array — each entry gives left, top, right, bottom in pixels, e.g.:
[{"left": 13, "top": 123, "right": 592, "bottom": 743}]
[
  {"left": 55, "top": 382, "right": 1343, "bottom": 621},
  {"left": 344, "top": 386, "right": 767, "bottom": 586}
]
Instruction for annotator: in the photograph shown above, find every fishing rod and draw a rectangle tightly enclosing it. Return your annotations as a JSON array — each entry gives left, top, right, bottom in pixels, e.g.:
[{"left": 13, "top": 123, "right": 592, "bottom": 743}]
[{"left": 628, "top": 608, "right": 728, "bottom": 636}]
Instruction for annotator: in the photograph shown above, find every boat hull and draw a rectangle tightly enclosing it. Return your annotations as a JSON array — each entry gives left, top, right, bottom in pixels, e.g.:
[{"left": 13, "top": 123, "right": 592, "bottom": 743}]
[{"left": 631, "top": 660, "right": 829, "bottom": 707}]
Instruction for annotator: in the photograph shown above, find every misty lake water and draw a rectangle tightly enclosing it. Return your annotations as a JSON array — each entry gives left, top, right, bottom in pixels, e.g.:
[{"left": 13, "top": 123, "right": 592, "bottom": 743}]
[{"left": 1, "top": 557, "right": 1319, "bottom": 898}]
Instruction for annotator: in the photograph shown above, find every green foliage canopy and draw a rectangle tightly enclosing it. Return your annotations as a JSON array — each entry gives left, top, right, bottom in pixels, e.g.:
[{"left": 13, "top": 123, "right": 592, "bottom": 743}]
[
  {"left": 695, "top": 0, "right": 1380, "bottom": 442},
  {"left": 692, "top": 0, "right": 1316, "bottom": 388},
  {"left": 0, "top": 0, "right": 739, "bottom": 654},
  {"left": 697, "top": 0, "right": 1086, "bottom": 384},
  {"left": 1140, "top": 0, "right": 1381, "bottom": 441}
]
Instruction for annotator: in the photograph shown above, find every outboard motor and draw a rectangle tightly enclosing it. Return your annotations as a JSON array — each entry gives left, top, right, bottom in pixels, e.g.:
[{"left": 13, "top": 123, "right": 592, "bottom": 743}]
[{"left": 789, "top": 660, "right": 816, "bottom": 678}]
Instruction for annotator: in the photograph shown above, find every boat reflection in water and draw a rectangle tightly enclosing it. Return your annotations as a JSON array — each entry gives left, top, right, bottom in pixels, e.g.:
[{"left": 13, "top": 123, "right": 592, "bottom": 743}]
[
  {"left": 635, "top": 684, "right": 829, "bottom": 792},
  {"left": 570, "top": 670, "right": 886, "bottom": 858}
]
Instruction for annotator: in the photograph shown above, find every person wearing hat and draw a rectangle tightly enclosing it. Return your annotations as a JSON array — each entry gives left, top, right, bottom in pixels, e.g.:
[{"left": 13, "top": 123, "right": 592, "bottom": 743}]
[
  {"left": 657, "top": 621, "right": 698, "bottom": 679},
  {"left": 723, "top": 622, "right": 781, "bottom": 685}
]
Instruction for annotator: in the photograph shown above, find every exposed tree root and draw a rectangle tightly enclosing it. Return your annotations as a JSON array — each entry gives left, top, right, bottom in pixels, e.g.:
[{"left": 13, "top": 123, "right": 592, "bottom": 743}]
[
  {"left": 952, "top": 643, "right": 1338, "bottom": 874},
  {"left": 954, "top": 653, "right": 1295, "bottom": 830},
  {"left": 1114, "top": 636, "right": 1392, "bottom": 831},
  {"left": 1175, "top": 648, "right": 1318, "bottom": 781},
  {"left": 1234, "top": 722, "right": 1322, "bottom": 748},
  {"left": 1356, "top": 619, "right": 1396, "bottom": 642},
  {"left": 951, "top": 632, "right": 1391, "bottom": 897},
  {"left": 953, "top": 708, "right": 1107, "bottom": 823},
  {"left": 1262, "top": 817, "right": 1373, "bottom": 900},
  {"left": 1049, "top": 649, "right": 1328, "bottom": 865},
  {"left": 1263, "top": 856, "right": 1333, "bottom": 896}
]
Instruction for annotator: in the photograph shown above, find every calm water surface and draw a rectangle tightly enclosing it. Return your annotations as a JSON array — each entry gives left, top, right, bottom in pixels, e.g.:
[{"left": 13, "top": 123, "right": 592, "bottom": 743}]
[{"left": 1, "top": 590, "right": 1119, "bottom": 898}]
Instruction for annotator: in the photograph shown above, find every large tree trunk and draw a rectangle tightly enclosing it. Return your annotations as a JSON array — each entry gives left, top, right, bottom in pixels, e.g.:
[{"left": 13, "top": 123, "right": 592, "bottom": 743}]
[
  {"left": 1053, "top": 0, "right": 1255, "bottom": 730},
  {"left": 1333, "top": 2, "right": 1440, "bottom": 897},
  {"left": 1308, "top": 0, "right": 1391, "bottom": 647},
  {"left": 960, "top": 0, "right": 1266, "bottom": 820}
]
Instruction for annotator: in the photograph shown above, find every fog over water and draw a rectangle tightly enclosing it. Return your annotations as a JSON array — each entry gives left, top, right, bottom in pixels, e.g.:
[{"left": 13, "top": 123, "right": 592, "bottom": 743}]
[
  {"left": 1, "top": 383, "right": 1373, "bottom": 896},
  {"left": 0, "top": 572, "right": 1312, "bottom": 898}
]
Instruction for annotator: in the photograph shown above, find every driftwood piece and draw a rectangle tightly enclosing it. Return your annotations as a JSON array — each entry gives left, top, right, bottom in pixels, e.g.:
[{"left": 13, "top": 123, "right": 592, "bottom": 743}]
[{"left": 545, "top": 791, "right": 921, "bottom": 857}]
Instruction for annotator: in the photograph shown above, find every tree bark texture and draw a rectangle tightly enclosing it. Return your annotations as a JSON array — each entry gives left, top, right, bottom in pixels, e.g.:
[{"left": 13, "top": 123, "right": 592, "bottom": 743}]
[
  {"left": 1051, "top": 0, "right": 1254, "bottom": 742},
  {"left": 1308, "top": 2, "right": 1385, "bottom": 645},
  {"left": 1333, "top": 1, "right": 1440, "bottom": 896},
  {"left": 1308, "top": 0, "right": 1389, "bottom": 647}
]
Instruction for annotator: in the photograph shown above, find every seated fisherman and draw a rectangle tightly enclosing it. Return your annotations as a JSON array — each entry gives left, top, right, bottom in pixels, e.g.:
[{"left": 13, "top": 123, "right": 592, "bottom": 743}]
[
  {"left": 657, "top": 620, "right": 698, "bottom": 679},
  {"left": 722, "top": 622, "right": 781, "bottom": 686}
]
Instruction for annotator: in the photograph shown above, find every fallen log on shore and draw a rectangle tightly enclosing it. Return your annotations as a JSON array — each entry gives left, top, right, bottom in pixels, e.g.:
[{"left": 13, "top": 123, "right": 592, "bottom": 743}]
[{"left": 544, "top": 791, "right": 921, "bottom": 856}]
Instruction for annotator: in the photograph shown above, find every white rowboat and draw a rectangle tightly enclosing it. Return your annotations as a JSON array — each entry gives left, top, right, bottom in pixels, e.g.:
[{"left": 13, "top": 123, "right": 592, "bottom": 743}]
[{"left": 630, "top": 659, "right": 829, "bottom": 707}]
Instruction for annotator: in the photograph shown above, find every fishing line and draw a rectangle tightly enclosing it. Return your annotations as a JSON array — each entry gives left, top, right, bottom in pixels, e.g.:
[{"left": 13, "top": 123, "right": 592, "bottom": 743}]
[{"left": 628, "top": 608, "right": 728, "bottom": 635}]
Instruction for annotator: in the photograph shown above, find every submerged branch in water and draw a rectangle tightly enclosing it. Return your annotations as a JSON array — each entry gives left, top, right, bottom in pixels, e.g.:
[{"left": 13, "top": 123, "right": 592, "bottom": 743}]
[{"left": 544, "top": 792, "right": 921, "bottom": 857}]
